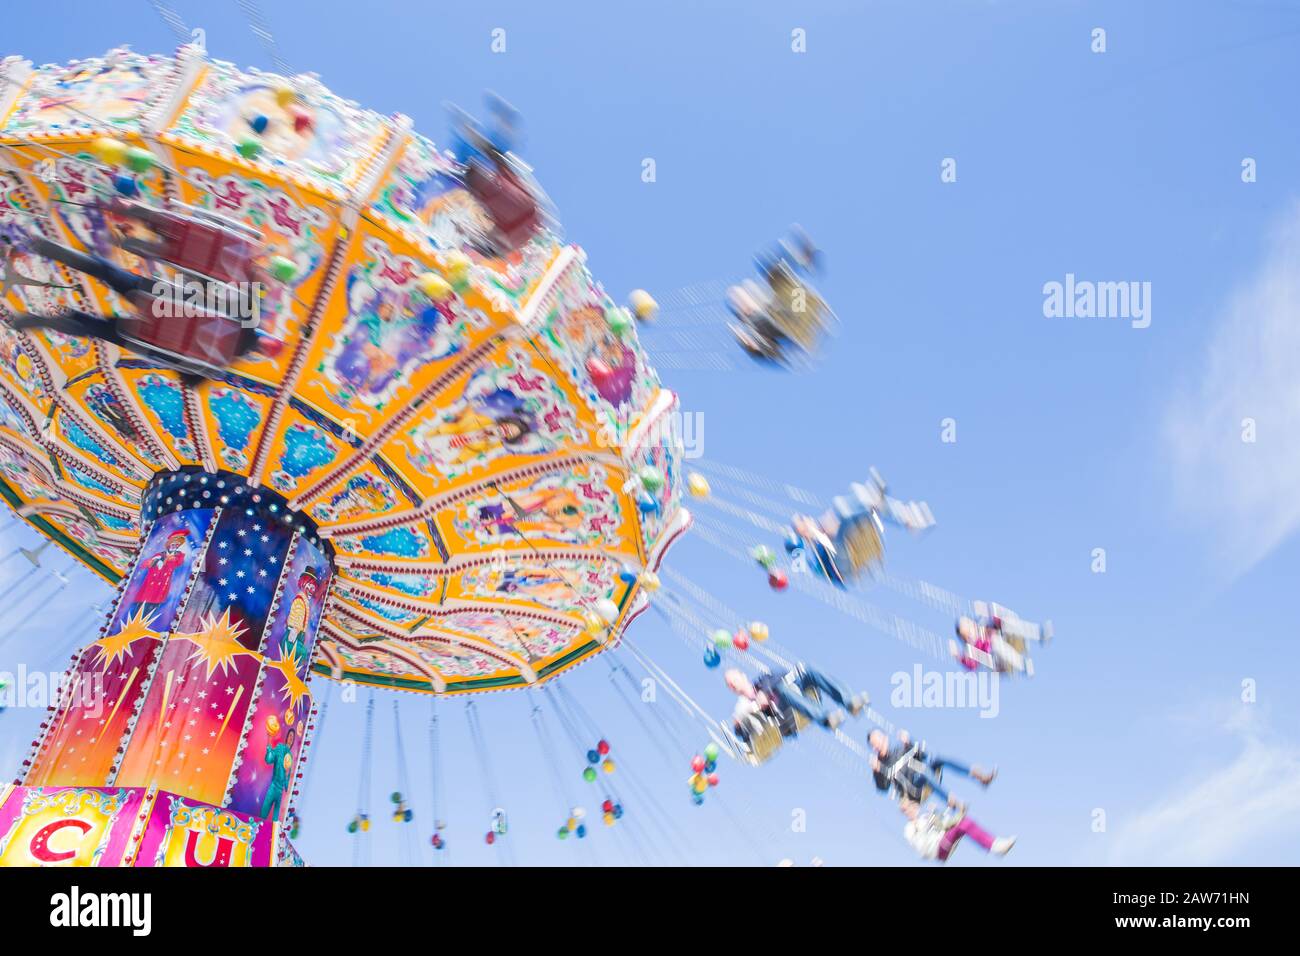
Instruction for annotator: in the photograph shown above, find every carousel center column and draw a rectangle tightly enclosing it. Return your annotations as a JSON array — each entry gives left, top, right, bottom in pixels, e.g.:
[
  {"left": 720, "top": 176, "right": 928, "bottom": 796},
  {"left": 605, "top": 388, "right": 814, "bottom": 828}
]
[{"left": 13, "top": 470, "right": 332, "bottom": 865}]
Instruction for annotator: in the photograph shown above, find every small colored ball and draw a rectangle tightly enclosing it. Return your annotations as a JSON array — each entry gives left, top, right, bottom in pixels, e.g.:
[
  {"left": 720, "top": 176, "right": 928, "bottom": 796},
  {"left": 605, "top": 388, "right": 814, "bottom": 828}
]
[
  {"left": 443, "top": 250, "right": 472, "bottom": 287},
  {"left": 417, "top": 272, "right": 453, "bottom": 301},
  {"left": 268, "top": 256, "right": 297, "bottom": 283},
  {"left": 92, "top": 137, "right": 129, "bottom": 166},
  {"left": 605, "top": 306, "right": 632, "bottom": 336},
  {"left": 638, "top": 466, "right": 664, "bottom": 492},
  {"left": 124, "top": 146, "right": 155, "bottom": 173},
  {"left": 628, "top": 289, "right": 658, "bottom": 321}
]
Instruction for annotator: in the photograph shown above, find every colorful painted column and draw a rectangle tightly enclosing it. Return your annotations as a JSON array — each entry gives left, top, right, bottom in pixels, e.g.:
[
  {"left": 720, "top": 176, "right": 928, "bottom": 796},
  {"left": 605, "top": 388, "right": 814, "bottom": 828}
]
[{"left": 3, "top": 470, "right": 331, "bottom": 866}]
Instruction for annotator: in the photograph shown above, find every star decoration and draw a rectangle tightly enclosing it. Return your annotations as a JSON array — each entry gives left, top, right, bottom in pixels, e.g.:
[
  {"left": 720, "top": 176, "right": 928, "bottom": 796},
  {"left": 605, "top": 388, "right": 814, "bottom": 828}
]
[
  {"left": 90, "top": 605, "right": 161, "bottom": 668},
  {"left": 173, "top": 608, "right": 262, "bottom": 679},
  {"left": 268, "top": 653, "right": 310, "bottom": 713}
]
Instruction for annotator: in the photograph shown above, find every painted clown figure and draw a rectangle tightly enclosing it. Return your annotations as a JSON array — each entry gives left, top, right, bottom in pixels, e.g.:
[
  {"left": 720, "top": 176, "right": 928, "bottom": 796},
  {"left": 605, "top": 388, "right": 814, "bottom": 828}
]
[
  {"left": 261, "top": 725, "right": 297, "bottom": 820},
  {"left": 280, "top": 569, "right": 318, "bottom": 669},
  {"left": 130, "top": 529, "right": 190, "bottom": 618}
]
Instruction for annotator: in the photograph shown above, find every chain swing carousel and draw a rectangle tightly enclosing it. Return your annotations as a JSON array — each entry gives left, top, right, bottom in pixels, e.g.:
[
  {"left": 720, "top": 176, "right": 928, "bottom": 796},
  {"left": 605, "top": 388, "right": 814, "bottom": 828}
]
[{"left": 0, "top": 45, "right": 687, "bottom": 867}]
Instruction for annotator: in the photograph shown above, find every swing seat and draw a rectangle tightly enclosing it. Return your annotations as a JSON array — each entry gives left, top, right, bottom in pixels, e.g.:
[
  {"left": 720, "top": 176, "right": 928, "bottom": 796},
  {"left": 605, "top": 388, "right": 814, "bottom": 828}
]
[
  {"left": 119, "top": 298, "right": 247, "bottom": 378},
  {"left": 112, "top": 201, "right": 262, "bottom": 286},
  {"left": 464, "top": 159, "right": 541, "bottom": 252},
  {"left": 728, "top": 707, "right": 810, "bottom": 767}
]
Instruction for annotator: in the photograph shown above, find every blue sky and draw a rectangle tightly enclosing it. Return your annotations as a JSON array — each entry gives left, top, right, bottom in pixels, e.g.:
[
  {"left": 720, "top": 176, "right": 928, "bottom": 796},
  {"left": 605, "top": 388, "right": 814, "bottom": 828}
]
[{"left": 3, "top": 0, "right": 1300, "bottom": 866}]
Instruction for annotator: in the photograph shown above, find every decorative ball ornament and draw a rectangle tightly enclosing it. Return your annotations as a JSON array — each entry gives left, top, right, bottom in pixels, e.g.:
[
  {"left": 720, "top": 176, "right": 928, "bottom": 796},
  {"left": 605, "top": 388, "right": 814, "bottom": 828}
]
[
  {"left": 124, "top": 146, "right": 156, "bottom": 173},
  {"left": 443, "top": 250, "right": 473, "bottom": 289},
  {"left": 768, "top": 570, "right": 789, "bottom": 591},
  {"left": 416, "top": 272, "right": 453, "bottom": 301},
  {"left": 703, "top": 646, "right": 721, "bottom": 668},
  {"left": 749, "top": 621, "right": 769, "bottom": 641},
  {"left": 686, "top": 473, "right": 711, "bottom": 498},
  {"left": 594, "top": 598, "right": 620, "bottom": 623},
  {"left": 639, "top": 570, "right": 661, "bottom": 591},
  {"left": 604, "top": 306, "right": 632, "bottom": 337},
  {"left": 628, "top": 289, "right": 658, "bottom": 321},
  {"left": 269, "top": 256, "right": 298, "bottom": 283},
  {"left": 638, "top": 466, "right": 665, "bottom": 493},
  {"left": 92, "top": 136, "right": 130, "bottom": 166}
]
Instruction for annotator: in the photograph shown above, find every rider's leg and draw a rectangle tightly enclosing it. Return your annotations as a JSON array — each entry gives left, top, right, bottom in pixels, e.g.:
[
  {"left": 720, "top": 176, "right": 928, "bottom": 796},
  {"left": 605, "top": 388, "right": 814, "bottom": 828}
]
[
  {"left": 10, "top": 311, "right": 126, "bottom": 348},
  {"left": 28, "top": 236, "right": 152, "bottom": 298},
  {"left": 938, "top": 815, "right": 996, "bottom": 858},
  {"left": 774, "top": 686, "right": 833, "bottom": 728},
  {"left": 794, "top": 665, "right": 862, "bottom": 714},
  {"left": 928, "top": 754, "right": 995, "bottom": 786}
]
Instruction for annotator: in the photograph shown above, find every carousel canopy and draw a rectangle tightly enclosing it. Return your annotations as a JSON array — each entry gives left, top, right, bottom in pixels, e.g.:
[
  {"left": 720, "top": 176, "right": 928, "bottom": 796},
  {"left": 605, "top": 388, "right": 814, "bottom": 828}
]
[{"left": 0, "top": 45, "right": 688, "bottom": 695}]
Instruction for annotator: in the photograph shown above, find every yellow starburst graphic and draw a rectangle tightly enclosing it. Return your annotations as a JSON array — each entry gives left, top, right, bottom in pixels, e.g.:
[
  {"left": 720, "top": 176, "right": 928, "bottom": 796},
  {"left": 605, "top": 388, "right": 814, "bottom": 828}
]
[
  {"left": 268, "top": 654, "right": 310, "bottom": 713},
  {"left": 174, "top": 608, "right": 262, "bottom": 679},
  {"left": 91, "top": 606, "right": 161, "bottom": 669}
]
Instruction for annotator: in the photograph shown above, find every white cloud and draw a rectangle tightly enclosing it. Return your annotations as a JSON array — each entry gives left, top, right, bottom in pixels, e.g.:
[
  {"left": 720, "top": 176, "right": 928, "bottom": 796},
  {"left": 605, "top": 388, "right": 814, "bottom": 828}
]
[
  {"left": 1107, "top": 709, "right": 1300, "bottom": 865},
  {"left": 1164, "top": 201, "right": 1300, "bottom": 575}
]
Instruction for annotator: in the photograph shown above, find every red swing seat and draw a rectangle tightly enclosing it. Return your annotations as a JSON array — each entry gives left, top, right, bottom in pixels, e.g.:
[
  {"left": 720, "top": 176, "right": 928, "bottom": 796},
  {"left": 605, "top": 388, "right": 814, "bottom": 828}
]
[{"left": 464, "top": 160, "right": 541, "bottom": 252}]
